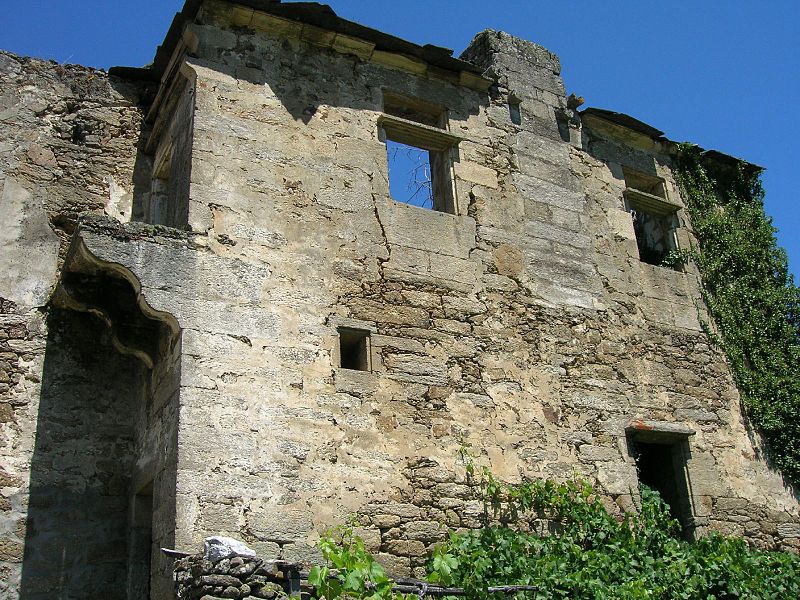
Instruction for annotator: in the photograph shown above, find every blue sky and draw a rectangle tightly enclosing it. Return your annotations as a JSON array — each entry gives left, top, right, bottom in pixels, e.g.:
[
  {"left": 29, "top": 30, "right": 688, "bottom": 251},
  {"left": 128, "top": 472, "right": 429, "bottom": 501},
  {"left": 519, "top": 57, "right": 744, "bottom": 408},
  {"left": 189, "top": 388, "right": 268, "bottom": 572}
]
[{"left": 2, "top": 0, "right": 797, "bottom": 279}]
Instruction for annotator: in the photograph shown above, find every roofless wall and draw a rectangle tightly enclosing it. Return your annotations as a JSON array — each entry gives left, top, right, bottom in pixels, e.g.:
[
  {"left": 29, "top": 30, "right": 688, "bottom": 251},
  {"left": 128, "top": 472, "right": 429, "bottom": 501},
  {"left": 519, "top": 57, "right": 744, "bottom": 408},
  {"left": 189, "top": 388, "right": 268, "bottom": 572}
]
[{"left": 0, "top": 1, "right": 797, "bottom": 597}]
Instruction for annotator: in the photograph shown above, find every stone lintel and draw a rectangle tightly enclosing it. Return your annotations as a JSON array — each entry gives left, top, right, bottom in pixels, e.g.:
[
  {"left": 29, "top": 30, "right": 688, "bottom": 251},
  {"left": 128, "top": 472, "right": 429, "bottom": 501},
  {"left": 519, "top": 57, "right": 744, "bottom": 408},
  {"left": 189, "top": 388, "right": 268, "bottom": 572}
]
[{"left": 625, "top": 419, "right": 696, "bottom": 443}]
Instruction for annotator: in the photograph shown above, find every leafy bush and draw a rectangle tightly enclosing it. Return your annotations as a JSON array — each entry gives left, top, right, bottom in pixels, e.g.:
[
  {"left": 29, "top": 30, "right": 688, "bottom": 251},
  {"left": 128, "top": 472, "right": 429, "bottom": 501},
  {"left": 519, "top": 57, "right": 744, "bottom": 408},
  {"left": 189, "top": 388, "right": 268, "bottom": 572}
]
[
  {"left": 308, "top": 525, "right": 415, "bottom": 600},
  {"left": 428, "top": 474, "right": 800, "bottom": 599},
  {"left": 313, "top": 474, "right": 799, "bottom": 599},
  {"left": 674, "top": 146, "right": 800, "bottom": 484}
]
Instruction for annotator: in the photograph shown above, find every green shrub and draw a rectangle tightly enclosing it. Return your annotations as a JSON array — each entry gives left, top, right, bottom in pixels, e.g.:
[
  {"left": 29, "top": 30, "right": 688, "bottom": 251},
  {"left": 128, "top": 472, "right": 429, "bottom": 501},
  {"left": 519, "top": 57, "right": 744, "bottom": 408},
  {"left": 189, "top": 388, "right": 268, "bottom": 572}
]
[
  {"left": 308, "top": 525, "right": 415, "bottom": 600},
  {"left": 426, "top": 475, "right": 800, "bottom": 599},
  {"left": 313, "top": 475, "right": 800, "bottom": 599}
]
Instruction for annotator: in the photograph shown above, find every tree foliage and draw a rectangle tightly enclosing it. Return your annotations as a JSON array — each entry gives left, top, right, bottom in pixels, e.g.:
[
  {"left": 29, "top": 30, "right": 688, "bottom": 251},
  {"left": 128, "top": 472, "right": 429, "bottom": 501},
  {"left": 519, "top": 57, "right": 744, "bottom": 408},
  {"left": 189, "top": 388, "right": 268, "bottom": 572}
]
[{"left": 674, "top": 145, "right": 800, "bottom": 484}]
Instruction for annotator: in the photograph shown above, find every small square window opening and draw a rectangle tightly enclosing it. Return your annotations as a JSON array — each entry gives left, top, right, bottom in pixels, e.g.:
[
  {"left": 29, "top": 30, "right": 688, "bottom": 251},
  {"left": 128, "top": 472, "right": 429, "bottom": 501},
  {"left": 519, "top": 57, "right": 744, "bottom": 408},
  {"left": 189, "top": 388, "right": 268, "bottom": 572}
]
[{"left": 338, "top": 328, "right": 371, "bottom": 372}]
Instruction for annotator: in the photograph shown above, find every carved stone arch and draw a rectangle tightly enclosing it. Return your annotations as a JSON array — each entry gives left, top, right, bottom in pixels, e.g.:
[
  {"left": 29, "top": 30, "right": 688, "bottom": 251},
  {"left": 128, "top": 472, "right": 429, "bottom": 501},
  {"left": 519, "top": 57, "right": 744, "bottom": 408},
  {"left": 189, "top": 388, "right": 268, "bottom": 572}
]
[{"left": 51, "top": 237, "right": 181, "bottom": 370}]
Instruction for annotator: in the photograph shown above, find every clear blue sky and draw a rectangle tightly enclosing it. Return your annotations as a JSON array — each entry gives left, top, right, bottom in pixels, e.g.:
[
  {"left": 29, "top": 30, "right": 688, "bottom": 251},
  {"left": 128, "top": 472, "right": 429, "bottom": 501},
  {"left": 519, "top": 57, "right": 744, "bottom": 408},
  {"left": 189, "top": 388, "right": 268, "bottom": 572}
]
[{"left": 2, "top": 0, "right": 797, "bottom": 279}]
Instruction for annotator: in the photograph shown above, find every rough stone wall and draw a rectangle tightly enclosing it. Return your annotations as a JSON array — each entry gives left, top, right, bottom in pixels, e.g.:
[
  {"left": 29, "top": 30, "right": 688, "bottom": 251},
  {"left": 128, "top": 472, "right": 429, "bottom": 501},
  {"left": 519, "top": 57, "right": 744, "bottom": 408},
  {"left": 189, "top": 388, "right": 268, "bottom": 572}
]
[
  {"left": 0, "top": 52, "right": 181, "bottom": 598},
  {"left": 569, "top": 116, "right": 800, "bottom": 543},
  {"left": 138, "top": 3, "right": 799, "bottom": 581},
  {"left": 1, "top": 2, "right": 800, "bottom": 597},
  {"left": 174, "top": 554, "right": 289, "bottom": 599}
]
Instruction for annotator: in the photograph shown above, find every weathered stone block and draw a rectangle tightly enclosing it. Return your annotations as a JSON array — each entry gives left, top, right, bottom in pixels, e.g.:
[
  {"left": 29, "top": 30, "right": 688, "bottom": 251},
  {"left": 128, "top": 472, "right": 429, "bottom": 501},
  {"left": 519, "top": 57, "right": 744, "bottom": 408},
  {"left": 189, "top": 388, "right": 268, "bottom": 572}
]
[
  {"left": 247, "top": 509, "right": 313, "bottom": 542},
  {"left": 403, "top": 520, "right": 447, "bottom": 542},
  {"left": 453, "top": 161, "right": 499, "bottom": 189},
  {"left": 378, "top": 200, "right": 477, "bottom": 259}
]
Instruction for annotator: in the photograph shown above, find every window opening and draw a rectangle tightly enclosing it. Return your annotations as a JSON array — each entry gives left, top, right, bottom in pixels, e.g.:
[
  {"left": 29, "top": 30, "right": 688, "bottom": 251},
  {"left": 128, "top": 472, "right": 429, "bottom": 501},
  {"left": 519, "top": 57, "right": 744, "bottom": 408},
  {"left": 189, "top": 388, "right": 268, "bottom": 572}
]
[
  {"left": 137, "top": 75, "right": 193, "bottom": 229},
  {"left": 631, "top": 439, "right": 694, "bottom": 540},
  {"left": 379, "top": 92, "right": 459, "bottom": 214},
  {"left": 383, "top": 134, "right": 456, "bottom": 212},
  {"left": 508, "top": 96, "right": 522, "bottom": 126},
  {"left": 628, "top": 207, "right": 678, "bottom": 265},
  {"left": 149, "top": 147, "right": 173, "bottom": 227},
  {"left": 623, "top": 168, "right": 680, "bottom": 267},
  {"left": 386, "top": 139, "right": 434, "bottom": 209},
  {"left": 338, "top": 328, "right": 371, "bottom": 372},
  {"left": 556, "top": 112, "right": 570, "bottom": 143}
]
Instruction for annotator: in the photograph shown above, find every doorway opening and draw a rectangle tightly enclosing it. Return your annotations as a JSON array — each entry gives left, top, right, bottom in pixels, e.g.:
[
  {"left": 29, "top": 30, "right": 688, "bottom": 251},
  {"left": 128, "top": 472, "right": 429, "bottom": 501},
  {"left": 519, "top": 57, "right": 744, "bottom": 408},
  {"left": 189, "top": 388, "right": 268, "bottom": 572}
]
[{"left": 627, "top": 429, "right": 696, "bottom": 540}]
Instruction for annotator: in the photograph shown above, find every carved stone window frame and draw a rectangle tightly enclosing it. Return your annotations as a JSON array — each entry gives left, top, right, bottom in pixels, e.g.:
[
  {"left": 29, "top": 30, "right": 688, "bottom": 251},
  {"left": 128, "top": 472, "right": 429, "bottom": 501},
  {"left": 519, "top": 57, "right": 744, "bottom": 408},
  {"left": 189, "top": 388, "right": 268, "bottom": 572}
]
[
  {"left": 377, "top": 114, "right": 463, "bottom": 214},
  {"left": 622, "top": 170, "right": 683, "bottom": 266}
]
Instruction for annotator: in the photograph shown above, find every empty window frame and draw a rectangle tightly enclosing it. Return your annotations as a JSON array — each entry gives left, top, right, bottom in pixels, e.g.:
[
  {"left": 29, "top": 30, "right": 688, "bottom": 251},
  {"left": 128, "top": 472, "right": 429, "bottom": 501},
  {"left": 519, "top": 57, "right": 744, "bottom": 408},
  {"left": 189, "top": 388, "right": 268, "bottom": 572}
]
[
  {"left": 508, "top": 94, "right": 522, "bottom": 126},
  {"left": 140, "top": 75, "right": 194, "bottom": 228},
  {"left": 338, "top": 327, "right": 371, "bottom": 372},
  {"left": 628, "top": 204, "right": 678, "bottom": 266},
  {"left": 623, "top": 168, "right": 681, "bottom": 267},
  {"left": 148, "top": 145, "right": 173, "bottom": 226},
  {"left": 385, "top": 139, "right": 437, "bottom": 209},
  {"left": 627, "top": 431, "right": 695, "bottom": 540},
  {"left": 379, "top": 91, "right": 460, "bottom": 213}
]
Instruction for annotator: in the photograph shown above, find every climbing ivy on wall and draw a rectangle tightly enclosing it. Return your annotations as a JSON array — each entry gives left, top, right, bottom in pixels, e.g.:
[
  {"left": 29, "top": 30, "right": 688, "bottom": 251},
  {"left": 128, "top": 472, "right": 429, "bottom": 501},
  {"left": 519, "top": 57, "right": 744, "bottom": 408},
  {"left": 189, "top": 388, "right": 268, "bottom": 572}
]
[{"left": 674, "top": 144, "right": 800, "bottom": 484}]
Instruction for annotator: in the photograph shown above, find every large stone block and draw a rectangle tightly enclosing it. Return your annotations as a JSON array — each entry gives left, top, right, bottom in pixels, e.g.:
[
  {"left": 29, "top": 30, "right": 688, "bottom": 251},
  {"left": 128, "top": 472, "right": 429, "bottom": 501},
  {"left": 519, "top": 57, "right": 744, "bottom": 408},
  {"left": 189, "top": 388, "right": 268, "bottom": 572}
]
[
  {"left": 377, "top": 200, "right": 477, "bottom": 259},
  {"left": 0, "top": 179, "right": 60, "bottom": 308},
  {"left": 247, "top": 508, "right": 314, "bottom": 542}
]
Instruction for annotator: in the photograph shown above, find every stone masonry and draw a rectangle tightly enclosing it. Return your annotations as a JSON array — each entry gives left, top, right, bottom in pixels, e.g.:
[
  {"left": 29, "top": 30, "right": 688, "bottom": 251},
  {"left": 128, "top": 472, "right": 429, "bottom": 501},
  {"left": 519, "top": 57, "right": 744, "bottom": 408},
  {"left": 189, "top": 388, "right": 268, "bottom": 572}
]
[{"left": 1, "top": 1, "right": 798, "bottom": 598}]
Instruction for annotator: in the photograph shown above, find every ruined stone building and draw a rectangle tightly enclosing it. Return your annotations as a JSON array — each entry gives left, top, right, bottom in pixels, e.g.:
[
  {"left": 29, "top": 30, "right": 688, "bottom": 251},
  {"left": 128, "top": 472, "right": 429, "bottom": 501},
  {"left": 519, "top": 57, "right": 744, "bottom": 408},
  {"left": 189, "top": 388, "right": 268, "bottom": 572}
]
[{"left": 1, "top": 0, "right": 799, "bottom": 598}]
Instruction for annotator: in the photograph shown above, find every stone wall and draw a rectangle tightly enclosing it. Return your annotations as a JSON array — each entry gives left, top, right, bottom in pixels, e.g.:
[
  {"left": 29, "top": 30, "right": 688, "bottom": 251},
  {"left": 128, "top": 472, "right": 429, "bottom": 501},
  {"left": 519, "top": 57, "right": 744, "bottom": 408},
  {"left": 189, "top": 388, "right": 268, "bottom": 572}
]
[
  {"left": 0, "top": 51, "right": 184, "bottom": 598},
  {"left": 174, "top": 554, "right": 289, "bottom": 600},
  {"left": 1, "top": 1, "right": 799, "bottom": 597},
  {"left": 151, "top": 1, "right": 798, "bottom": 580}
]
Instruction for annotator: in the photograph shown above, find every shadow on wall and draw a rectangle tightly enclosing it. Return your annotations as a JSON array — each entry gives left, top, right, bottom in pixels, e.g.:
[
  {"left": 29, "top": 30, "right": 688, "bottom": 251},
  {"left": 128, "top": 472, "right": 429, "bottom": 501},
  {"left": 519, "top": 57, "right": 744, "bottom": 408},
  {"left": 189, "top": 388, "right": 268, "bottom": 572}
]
[
  {"left": 19, "top": 266, "right": 181, "bottom": 600},
  {"left": 210, "top": 38, "right": 486, "bottom": 126},
  {"left": 128, "top": 25, "right": 488, "bottom": 225}
]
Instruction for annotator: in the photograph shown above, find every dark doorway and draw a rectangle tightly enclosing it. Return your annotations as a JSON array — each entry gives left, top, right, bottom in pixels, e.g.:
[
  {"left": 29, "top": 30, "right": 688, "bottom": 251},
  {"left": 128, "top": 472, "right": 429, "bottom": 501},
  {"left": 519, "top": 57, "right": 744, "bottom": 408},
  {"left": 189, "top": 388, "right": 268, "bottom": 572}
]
[
  {"left": 20, "top": 309, "right": 144, "bottom": 599},
  {"left": 632, "top": 440, "right": 695, "bottom": 539},
  {"left": 21, "top": 263, "right": 180, "bottom": 599}
]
